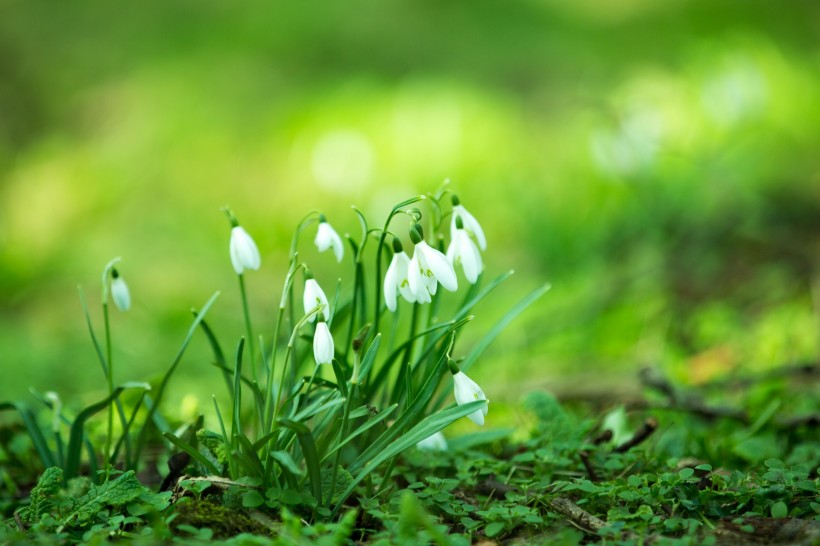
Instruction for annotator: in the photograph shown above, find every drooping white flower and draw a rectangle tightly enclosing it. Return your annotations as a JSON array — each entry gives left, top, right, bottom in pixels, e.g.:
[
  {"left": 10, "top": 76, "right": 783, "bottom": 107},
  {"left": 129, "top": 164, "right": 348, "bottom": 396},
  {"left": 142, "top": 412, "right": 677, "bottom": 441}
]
[
  {"left": 313, "top": 321, "right": 334, "bottom": 365},
  {"left": 447, "top": 215, "right": 483, "bottom": 284},
  {"left": 383, "top": 239, "right": 415, "bottom": 312},
  {"left": 407, "top": 224, "right": 457, "bottom": 304},
  {"left": 229, "top": 225, "right": 261, "bottom": 275},
  {"left": 450, "top": 194, "right": 486, "bottom": 251},
  {"left": 110, "top": 268, "right": 131, "bottom": 311},
  {"left": 416, "top": 431, "right": 448, "bottom": 451},
  {"left": 453, "top": 370, "right": 489, "bottom": 426},
  {"left": 314, "top": 215, "right": 344, "bottom": 262},
  {"left": 303, "top": 272, "right": 329, "bottom": 322}
]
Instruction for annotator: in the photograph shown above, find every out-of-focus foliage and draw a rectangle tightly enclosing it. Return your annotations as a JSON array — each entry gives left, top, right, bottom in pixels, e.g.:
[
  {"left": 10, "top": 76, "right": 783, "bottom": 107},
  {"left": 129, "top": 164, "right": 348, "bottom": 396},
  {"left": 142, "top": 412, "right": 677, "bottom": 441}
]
[{"left": 1, "top": 0, "right": 819, "bottom": 407}]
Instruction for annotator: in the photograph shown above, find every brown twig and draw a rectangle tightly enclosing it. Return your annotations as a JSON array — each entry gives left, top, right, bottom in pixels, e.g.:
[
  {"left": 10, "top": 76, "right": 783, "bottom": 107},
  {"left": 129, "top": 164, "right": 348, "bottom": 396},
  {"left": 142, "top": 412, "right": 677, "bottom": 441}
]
[
  {"left": 614, "top": 417, "right": 658, "bottom": 453},
  {"left": 579, "top": 451, "right": 600, "bottom": 482},
  {"left": 14, "top": 512, "right": 25, "bottom": 532},
  {"left": 549, "top": 497, "right": 607, "bottom": 534},
  {"left": 592, "top": 429, "right": 613, "bottom": 445}
]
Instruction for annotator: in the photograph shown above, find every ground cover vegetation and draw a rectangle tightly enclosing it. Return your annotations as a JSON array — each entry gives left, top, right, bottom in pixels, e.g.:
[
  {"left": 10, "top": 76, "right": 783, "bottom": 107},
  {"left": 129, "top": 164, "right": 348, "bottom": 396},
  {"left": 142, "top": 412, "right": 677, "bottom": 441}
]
[{"left": 1, "top": 187, "right": 818, "bottom": 545}]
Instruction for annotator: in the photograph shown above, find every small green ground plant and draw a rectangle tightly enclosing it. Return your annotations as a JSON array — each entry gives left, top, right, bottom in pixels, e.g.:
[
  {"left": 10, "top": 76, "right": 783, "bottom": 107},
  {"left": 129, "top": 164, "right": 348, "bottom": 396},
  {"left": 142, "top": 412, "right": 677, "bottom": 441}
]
[{"left": 1, "top": 185, "right": 817, "bottom": 545}]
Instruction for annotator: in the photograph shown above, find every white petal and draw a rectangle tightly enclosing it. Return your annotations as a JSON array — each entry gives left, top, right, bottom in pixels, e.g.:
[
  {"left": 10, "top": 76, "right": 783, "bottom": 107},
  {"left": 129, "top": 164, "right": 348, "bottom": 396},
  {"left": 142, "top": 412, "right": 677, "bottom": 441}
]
[
  {"left": 416, "top": 431, "right": 448, "bottom": 451},
  {"left": 453, "top": 371, "right": 488, "bottom": 426},
  {"left": 315, "top": 222, "right": 345, "bottom": 262},
  {"left": 303, "top": 279, "right": 329, "bottom": 322},
  {"left": 313, "top": 322, "right": 334, "bottom": 365},
  {"left": 453, "top": 205, "right": 486, "bottom": 251},
  {"left": 467, "top": 408, "right": 485, "bottom": 426},
  {"left": 230, "top": 226, "right": 261, "bottom": 274},
  {"left": 419, "top": 242, "right": 457, "bottom": 292},
  {"left": 395, "top": 253, "right": 416, "bottom": 304},
  {"left": 384, "top": 255, "right": 400, "bottom": 312},
  {"left": 458, "top": 231, "right": 482, "bottom": 284},
  {"left": 111, "top": 277, "right": 131, "bottom": 311},
  {"left": 407, "top": 251, "right": 428, "bottom": 303}
]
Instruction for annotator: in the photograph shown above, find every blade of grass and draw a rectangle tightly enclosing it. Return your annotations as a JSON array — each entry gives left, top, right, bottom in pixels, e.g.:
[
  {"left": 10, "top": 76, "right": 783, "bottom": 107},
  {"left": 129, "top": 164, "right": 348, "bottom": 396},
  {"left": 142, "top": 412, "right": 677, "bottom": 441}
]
[
  {"left": 278, "top": 419, "right": 322, "bottom": 506},
  {"left": 65, "top": 382, "right": 150, "bottom": 480},
  {"left": 332, "top": 400, "right": 486, "bottom": 517},
  {"left": 134, "top": 291, "right": 220, "bottom": 466},
  {"left": 0, "top": 402, "right": 55, "bottom": 468},
  {"left": 163, "top": 432, "right": 220, "bottom": 475}
]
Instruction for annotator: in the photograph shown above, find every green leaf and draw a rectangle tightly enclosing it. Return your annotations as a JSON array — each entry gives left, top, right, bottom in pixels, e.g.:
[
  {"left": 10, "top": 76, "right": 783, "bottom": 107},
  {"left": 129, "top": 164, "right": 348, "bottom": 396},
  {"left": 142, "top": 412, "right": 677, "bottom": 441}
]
[
  {"left": 65, "top": 383, "right": 150, "bottom": 480},
  {"left": 60, "top": 470, "right": 143, "bottom": 529},
  {"left": 356, "top": 333, "right": 381, "bottom": 383},
  {"left": 679, "top": 468, "right": 695, "bottom": 480},
  {"left": 485, "top": 521, "right": 505, "bottom": 538},
  {"left": 771, "top": 501, "right": 788, "bottom": 519},
  {"left": 242, "top": 490, "right": 265, "bottom": 508},
  {"left": 22, "top": 467, "right": 63, "bottom": 524},
  {"left": 278, "top": 419, "right": 322, "bottom": 506},
  {"left": 162, "top": 432, "right": 220, "bottom": 475},
  {"left": 333, "top": 400, "right": 487, "bottom": 516},
  {"left": 0, "top": 401, "right": 55, "bottom": 468},
  {"left": 459, "top": 282, "right": 551, "bottom": 373}
]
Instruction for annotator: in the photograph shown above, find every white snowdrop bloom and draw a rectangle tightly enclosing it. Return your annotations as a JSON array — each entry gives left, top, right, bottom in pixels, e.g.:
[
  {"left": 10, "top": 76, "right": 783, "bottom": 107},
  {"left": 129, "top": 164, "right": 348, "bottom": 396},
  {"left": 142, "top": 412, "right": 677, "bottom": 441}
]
[
  {"left": 313, "top": 321, "right": 334, "bottom": 365},
  {"left": 314, "top": 215, "right": 344, "bottom": 262},
  {"left": 416, "top": 431, "right": 448, "bottom": 451},
  {"left": 383, "top": 239, "right": 415, "bottom": 312},
  {"left": 407, "top": 225, "right": 457, "bottom": 304},
  {"left": 450, "top": 194, "right": 486, "bottom": 251},
  {"left": 229, "top": 226, "right": 261, "bottom": 275},
  {"left": 447, "top": 215, "right": 483, "bottom": 284},
  {"left": 453, "top": 370, "right": 489, "bottom": 426},
  {"left": 303, "top": 272, "right": 329, "bottom": 322},
  {"left": 110, "top": 269, "right": 131, "bottom": 311}
]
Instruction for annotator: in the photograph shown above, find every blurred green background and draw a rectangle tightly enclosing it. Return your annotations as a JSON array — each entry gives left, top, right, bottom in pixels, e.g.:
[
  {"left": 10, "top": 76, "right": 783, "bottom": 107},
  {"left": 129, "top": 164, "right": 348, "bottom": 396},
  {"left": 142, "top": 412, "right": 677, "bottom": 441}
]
[{"left": 1, "top": 0, "right": 819, "bottom": 414}]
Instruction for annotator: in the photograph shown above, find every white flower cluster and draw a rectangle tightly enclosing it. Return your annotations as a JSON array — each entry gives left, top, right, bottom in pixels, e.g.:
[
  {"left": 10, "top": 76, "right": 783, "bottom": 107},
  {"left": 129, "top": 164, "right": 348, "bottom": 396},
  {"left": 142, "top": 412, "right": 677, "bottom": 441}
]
[{"left": 225, "top": 196, "right": 488, "bottom": 427}]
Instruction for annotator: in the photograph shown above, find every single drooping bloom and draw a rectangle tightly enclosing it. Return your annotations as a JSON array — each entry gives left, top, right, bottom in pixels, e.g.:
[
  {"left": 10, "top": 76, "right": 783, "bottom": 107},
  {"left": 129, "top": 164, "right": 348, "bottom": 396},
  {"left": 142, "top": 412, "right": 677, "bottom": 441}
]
[
  {"left": 407, "top": 224, "right": 458, "bottom": 304},
  {"left": 416, "top": 431, "right": 448, "bottom": 451},
  {"left": 447, "top": 215, "right": 483, "bottom": 284},
  {"left": 313, "top": 320, "right": 334, "bottom": 365},
  {"left": 229, "top": 225, "right": 261, "bottom": 275},
  {"left": 383, "top": 238, "right": 415, "bottom": 312},
  {"left": 450, "top": 194, "right": 486, "bottom": 251},
  {"left": 315, "top": 215, "right": 344, "bottom": 262},
  {"left": 303, "top": 270, "right": 329, "bottom": 322},
  {"left": 453, "top": 370, "right": 489, "bottom": 426},
  {"left": 110, "top": 268, "right": 131, "bottom": 311}
]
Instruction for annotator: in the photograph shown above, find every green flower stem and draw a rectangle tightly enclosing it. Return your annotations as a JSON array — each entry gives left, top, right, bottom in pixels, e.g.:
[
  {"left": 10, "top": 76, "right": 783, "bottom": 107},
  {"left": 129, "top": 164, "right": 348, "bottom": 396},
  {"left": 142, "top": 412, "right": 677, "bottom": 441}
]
[
  {"left": 343, "top": 261, "right": 364, "bottom": 366},
  {"left": 402, "top": 303, "right": 421, "bottom": 407},
  {"left": 271, "top": 305, "right": 323, "bottom": 441},
  {"left": 237, "top": 273, "right": 257, "bottom": 385},
  {"left": 264, "top": 259, "right": 303, "bottom": 434},
  {"left": 372, "top": 196, "right": 426, "bottom": 338},
  {"left": 329, "top": 382, "right": 356, "bottom": 509},
  {"left": 102, "top": 300, "right": 114, "bottom": 478}
]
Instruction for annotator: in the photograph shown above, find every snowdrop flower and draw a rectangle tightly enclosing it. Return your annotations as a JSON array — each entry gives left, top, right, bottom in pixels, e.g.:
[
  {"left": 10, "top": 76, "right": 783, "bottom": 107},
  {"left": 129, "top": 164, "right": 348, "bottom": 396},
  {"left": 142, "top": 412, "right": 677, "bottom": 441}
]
[
  {"left": 407, "top": 224, "right": 457, "bottom": 304},
  {"left": 450, "top": 361, "right": 488, "bottom": 426},
  {"left": 383, "top": 238, "right": 415, "bottom": 312},
  {"left": 110, "top": 268, "right": 131, "bottom": 311},
  {"left": 450, "top": 194, "right": 486, "bottom": 251},
  {"left": 303, "top": 269, "right": 329, "bottom": 322},
  {"left": 313, "top": 320, "right": 334, "bottom": 365},
  {"left": 447, "top": 215, "right": 483, "bottom": 284},
  {"left": 416, "top": 431, "right": 448, "bottom": 451},
  {"left": 229, "top": 225, "right": 261, "bottom": 275},
  {"left": 314, "top": 215, "right": 344, "bottom": 262}
]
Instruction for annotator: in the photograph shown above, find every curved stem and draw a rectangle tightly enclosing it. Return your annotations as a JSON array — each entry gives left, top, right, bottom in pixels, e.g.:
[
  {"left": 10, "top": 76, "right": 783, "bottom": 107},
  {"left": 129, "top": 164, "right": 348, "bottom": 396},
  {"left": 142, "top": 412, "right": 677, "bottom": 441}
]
[
  {"left": 238, "top": 274, "right": 257, "bottom": 385},
  {"left": 372, "top": 196, "right": 426, "bottom": 338}
]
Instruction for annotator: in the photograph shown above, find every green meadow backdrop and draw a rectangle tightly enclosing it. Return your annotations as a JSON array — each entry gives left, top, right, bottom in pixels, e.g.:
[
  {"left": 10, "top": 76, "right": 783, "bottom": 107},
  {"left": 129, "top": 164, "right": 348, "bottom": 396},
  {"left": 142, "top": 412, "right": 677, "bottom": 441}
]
[{"left": 1, "top": 0, "right": 818, "bottom": 419}]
